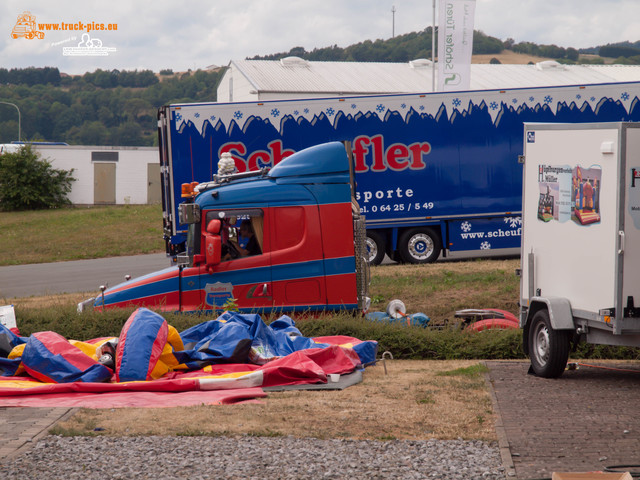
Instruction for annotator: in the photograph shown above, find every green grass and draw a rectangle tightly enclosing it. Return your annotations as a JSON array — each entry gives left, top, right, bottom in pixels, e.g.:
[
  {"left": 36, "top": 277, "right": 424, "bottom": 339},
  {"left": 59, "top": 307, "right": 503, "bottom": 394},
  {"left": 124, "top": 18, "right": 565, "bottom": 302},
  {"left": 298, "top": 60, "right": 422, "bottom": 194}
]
[
  {"left": 368, "top": 260, "right": 521, "bottom": 323},
  {"left": 0, "top": 205, "right": 164, "bottom": 266},
  {"left": 436, "top": 364, "right": 490, "bottom": 377},
  {"left": 15, "top": 304, "right": 526, "bottom": 360},
  {"left": 13, "top": 294, "right": 640, "bottom": 361}
]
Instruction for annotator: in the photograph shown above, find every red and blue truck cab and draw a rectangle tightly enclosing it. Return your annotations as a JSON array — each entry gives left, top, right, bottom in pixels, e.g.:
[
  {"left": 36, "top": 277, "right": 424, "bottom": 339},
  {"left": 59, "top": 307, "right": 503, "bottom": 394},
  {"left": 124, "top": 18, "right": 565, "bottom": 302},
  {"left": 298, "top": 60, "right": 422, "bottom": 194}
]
[{"left": 79, "top": 142, "right": 370, "bottom": 313}]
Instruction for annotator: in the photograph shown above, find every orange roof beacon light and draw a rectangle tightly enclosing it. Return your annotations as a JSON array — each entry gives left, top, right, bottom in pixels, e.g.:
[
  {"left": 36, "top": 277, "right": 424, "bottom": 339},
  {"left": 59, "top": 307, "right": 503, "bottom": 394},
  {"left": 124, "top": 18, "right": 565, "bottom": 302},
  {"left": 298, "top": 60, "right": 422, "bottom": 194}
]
[{"left": 181, "top": 181, "right": 199, "bottom": 198}]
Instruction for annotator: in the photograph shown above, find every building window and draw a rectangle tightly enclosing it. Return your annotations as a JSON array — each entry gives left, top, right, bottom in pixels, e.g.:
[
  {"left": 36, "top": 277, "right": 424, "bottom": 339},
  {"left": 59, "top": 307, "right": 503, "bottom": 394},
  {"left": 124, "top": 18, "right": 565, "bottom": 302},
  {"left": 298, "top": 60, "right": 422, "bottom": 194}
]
[{"left": 91, "top": 151, "right": 119, "bottom": 162}]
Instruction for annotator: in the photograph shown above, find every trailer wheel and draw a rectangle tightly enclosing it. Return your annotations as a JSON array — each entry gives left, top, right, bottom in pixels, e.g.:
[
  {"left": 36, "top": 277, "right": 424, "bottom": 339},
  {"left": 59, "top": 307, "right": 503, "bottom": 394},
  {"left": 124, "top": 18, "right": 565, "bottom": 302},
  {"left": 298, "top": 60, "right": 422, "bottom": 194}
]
[
  {"left": 528, "top": 309, "right": 570, "bottom": 378},
  {"left": 365, "top": 231, "right": 386, "bottom": 265},
  {"left": 398, "top": 228, "right": 441, "bottom": 264}
]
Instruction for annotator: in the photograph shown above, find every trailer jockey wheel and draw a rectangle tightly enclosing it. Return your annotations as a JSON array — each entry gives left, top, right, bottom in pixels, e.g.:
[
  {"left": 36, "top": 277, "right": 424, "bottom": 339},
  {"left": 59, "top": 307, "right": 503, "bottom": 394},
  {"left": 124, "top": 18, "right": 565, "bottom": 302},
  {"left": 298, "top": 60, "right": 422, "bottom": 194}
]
[
  {"left": 528, "top": 309, "right": 570, "bottom": 378},
  {"left": 398, "top": 228, "right": 441, "bottom": 264},
  {"left": 366, "top": 231, "right": 386, "bottom": 265}
]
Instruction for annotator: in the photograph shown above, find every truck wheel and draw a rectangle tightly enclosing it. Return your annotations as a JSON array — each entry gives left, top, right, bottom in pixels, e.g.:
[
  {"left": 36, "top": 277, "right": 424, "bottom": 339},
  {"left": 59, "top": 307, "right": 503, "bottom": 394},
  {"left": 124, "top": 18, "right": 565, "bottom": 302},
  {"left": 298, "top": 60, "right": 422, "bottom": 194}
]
[
  {"left": 366, "top": 231, "right": 386, "bottom": 265},
  {"left": 528, "top": 309, "right": 570, "bottom": 378},
  {"left": 398, "top": 228, "right": 441, "bottom": 264}
]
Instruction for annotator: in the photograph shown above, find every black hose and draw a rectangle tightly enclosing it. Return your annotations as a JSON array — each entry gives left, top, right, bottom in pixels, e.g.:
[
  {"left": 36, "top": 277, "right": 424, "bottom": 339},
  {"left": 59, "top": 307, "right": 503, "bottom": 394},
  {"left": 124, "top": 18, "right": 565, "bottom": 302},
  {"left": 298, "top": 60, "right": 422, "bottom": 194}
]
[{"left": 605, "top": 464, "right": 640, "bottom": 478}]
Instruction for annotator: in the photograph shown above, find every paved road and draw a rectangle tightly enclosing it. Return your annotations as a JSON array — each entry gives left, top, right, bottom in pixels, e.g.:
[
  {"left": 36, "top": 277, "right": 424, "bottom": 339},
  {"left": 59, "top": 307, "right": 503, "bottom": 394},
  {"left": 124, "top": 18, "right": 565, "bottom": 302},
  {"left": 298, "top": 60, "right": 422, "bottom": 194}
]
[
  {"left": 0, "top": 254, "right": 170, "bottom": 299},
  {"left": 0, "top": 251, "right": 518, "bottom": 300},
  {"left": 0, "top": 407, "right": 75, "bottom": 460},
  {"left": 487, "top": 360, "right": 640, "bottom": 480}
]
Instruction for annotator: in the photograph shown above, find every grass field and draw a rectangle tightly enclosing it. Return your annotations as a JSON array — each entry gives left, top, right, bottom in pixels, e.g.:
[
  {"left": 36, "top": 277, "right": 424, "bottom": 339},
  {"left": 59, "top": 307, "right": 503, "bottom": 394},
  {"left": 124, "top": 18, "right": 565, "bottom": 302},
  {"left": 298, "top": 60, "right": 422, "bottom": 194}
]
[
  {"left": 52, "top": 360, "right": 497, "bottom": 440},
  {"left": 0, "top": 205, "right": 164, "bottom": 266},
  {"left": 370, "top": 259, "right": 519, "bottom": 323}
]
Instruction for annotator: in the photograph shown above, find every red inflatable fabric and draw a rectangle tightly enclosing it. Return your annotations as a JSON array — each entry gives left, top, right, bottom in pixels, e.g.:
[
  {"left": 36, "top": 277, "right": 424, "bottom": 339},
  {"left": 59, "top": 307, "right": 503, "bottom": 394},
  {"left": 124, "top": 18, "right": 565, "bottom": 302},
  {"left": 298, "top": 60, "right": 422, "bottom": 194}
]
[
  {"left": 116, "top": 308, "right": 168, "bottom": 382},
  {"left": 21, "top": 331, "right": 112, "bottom": 384},
  {"left": 0, "top": 387, "right": 266, "bottom": 408}
]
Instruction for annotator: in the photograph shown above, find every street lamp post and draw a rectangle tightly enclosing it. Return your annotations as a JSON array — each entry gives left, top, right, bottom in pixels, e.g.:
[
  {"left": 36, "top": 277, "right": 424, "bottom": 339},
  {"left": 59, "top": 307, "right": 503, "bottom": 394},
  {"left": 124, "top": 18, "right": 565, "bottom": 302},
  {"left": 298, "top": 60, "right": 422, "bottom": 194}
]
[{"left": 0, "top": 101, "right": 21, "bottom": 143}]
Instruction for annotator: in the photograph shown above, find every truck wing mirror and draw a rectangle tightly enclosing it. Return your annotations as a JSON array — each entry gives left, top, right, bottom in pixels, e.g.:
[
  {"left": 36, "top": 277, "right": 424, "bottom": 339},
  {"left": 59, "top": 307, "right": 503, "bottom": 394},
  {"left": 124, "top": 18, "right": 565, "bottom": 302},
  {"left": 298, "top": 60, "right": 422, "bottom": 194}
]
[
  {"left": 207, "top": 219, "right": 221, "bottom": 234},
  {"left": 205, "top": 219, "right": 222, "bottom": 267}
]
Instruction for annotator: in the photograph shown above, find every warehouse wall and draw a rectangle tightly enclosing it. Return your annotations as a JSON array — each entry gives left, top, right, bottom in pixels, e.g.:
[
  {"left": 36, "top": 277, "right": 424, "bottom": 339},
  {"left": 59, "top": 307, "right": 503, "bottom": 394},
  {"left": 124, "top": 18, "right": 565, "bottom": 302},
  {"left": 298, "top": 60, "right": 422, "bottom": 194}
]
[{"left": 34, "top": 145, "right": 160, "bottom": 205}]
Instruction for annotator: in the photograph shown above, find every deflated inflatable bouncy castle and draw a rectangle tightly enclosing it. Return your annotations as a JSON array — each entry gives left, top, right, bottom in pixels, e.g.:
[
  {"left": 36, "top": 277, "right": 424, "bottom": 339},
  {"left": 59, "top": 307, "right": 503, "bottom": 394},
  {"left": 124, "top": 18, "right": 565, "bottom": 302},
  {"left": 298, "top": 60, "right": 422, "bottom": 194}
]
[{"left": 0, "top": 308, "right": 378, "bottom": 407}]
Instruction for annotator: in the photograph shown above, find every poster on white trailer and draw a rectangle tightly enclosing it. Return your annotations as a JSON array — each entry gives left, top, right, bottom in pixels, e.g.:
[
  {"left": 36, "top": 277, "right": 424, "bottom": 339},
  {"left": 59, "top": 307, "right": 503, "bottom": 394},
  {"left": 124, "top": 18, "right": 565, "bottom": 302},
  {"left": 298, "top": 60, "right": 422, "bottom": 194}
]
[
  {"left": 537, "top": 164, "right": 602, "bottom": 226},
  {"left": 629, "top": 168, "right": 640, "bottom": 229}
]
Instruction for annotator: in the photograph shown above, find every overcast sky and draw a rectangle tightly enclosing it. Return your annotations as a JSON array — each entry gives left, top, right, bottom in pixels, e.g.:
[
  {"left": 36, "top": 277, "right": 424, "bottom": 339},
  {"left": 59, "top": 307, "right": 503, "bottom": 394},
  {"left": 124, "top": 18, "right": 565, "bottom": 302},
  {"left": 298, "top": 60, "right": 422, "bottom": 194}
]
[{"left": 1, "top": 0, "right": 639, "bottom": 75}]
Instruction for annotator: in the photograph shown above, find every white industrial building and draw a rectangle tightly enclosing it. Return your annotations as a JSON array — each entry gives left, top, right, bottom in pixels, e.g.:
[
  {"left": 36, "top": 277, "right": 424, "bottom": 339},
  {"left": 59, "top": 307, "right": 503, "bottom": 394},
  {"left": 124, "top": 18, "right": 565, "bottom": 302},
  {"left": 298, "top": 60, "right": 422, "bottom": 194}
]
[
  {"left": 33, "top": 144, "right": 160, "bottom": 205},
  {"left": 218, "top": 58, "right": 640, "bottom": 102}
]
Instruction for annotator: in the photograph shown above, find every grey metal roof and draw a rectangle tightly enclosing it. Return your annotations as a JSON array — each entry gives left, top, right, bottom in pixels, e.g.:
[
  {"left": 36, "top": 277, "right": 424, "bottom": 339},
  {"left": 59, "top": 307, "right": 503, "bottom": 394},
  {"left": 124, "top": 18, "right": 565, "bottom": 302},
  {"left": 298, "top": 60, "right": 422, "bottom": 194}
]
[{"left": 230, "top": 58, "right": 640, "bottom": 94}]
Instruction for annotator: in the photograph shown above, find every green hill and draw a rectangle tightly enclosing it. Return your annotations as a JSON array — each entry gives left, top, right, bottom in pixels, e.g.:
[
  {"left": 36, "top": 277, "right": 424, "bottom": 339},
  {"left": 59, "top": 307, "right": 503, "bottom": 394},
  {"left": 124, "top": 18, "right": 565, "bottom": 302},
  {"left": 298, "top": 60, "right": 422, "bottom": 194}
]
[
  {"left": 0, "top": 68, "right": 225, "bottom": 145},
  {"left": 0, "top": 32, "right": 637, "bottom": 146}
]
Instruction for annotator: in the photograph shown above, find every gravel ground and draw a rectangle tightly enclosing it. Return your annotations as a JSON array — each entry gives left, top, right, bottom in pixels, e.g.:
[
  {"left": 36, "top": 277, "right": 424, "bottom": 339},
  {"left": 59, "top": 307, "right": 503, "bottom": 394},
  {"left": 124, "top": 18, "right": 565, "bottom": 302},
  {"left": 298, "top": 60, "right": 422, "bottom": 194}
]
[{"left": 1, "top": 435, "right": 506, "bottom": 479}]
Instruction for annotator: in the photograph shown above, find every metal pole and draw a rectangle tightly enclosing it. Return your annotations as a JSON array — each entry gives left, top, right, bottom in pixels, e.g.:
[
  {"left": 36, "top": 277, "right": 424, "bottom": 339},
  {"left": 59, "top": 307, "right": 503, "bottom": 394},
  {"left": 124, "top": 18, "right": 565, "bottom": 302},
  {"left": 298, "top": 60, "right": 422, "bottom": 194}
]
[
  {"left": 392, "top": 5, "right": 396, "bottom": 38},
  {"left": 0, "top": 101, "right": 21, "bottom": 142},
  {"left": 432, "top": 0, "right": 436, "bottom": 92}
]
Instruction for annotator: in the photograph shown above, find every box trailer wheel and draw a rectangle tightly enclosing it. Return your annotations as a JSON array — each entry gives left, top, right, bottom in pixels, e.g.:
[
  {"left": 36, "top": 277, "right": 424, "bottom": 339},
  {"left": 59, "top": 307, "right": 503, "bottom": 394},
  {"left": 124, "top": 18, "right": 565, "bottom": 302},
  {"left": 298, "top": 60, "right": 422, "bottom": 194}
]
[
  {"left": 528, "top": 309, "right": 570, "bottom": 378},
  {"left": 398, "top": 228, "right": 441, "bottom": 264},
  {"left": 366, "top": 231, "right": 386, "bottom": 265}
]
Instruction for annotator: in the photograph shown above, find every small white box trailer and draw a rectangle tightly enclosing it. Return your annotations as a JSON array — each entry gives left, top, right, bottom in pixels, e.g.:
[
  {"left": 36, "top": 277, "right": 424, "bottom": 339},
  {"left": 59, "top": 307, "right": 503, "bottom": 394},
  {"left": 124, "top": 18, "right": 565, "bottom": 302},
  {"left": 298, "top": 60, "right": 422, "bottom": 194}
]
[{"left": 520, "top": 122, "right": 640, "bottom": 377}]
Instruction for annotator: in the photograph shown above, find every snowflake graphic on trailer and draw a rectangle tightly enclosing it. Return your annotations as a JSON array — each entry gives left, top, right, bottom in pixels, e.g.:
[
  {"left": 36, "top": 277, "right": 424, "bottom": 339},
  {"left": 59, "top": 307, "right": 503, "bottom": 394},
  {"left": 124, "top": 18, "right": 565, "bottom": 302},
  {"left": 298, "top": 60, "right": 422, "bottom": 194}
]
[
  {"left": 504, "top": 217, "right": 522, "bottom": 229},
  {"left": 489, "top": 101, "right": 498, "bottom": 110},
  {"left": 376, "top": 104, "right": 386, "bottom": 113},
  {"left": 271, "top": 108, "right": 280, "bottom": 117},
  {"left": 480, "top": 241, "right": 491, "bottom": 250},
  {"left": 233, "top": 111, "right": 243, "bottom": 120},
  {"left": 544, "top": 95, "right": 553, "bottom": 104},
  {"left": 622, "top": 92, "right": 630, "bottom": 101},
  {"left": 461, "top": 221, "right": 472, "bottom": 233},
  {"left": 452, "top": 98, "right": 461, "bottom": 107},
  {"left": 326, "top": 107, "right": 335, "bottom": 117}
]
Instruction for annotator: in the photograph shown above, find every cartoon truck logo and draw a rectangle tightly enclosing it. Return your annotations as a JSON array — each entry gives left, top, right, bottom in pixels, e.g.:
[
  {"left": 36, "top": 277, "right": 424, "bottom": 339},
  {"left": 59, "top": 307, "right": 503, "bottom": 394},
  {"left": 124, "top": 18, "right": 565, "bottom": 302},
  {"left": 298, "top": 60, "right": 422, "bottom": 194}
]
[{"left": 11, "top": 12, "right": 44, "bottom": 40}]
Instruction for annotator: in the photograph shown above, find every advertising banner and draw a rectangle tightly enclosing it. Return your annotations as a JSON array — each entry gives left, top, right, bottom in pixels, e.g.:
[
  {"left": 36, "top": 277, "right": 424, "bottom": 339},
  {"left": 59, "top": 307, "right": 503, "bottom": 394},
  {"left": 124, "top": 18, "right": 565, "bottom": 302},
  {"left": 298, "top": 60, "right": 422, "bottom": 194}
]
[{"left": 437, "top": 0, "right": 476, "bottom": 91}]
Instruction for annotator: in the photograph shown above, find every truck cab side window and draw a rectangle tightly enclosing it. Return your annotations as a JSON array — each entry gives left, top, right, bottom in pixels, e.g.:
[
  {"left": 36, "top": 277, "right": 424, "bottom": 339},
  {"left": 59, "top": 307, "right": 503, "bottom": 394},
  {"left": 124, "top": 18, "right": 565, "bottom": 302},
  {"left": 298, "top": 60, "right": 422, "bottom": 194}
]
[{"left": 204, "top": 210, "right": 264, "bottom": 262}]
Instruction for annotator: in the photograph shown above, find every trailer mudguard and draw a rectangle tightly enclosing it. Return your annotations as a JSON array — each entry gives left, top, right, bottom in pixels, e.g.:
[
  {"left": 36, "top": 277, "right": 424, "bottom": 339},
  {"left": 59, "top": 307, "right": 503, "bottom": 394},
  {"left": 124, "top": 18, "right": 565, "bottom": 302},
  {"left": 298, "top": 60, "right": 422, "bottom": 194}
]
[{"left": 524, "top": 297, "right": 574, "bottom": 330}]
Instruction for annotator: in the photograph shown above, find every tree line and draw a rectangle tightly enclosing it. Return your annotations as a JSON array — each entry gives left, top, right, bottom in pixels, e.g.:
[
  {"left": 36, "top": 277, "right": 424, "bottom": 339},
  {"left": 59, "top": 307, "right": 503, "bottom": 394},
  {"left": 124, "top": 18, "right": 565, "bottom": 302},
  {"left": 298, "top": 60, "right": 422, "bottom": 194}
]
[
  {"left": 0, "top": 67, "right": 168, "bottom": 88},
  {"left": 251, "top": 28, "right": 640, "bottom": 66},
  {"left": 0, "top": 68, "right": 225, "bottom": 145},
  {"left": 251, "top": 29, "right": 505, "bottom": 62}
]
